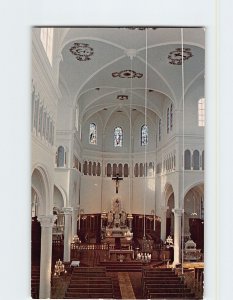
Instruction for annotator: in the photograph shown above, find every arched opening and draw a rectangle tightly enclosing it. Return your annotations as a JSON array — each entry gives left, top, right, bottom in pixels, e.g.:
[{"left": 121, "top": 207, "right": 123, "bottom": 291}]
[
  {"left": 184, "top": 149, "right": 191, "bottom": 170},
  {"left": 193, "top": 150, "right": 200, "bottom": 170},
  {"left": 31, "top": 187, "right": 41, "bottom": 266},
  {"left": 184, "top": 183, "right": 204, "bottom": 252}
]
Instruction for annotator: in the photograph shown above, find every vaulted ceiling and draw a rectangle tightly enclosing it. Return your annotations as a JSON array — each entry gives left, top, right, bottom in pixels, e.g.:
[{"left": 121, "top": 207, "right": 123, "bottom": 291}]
[{"left": 58, "top": 27, "right": 205, "bottom": 123}]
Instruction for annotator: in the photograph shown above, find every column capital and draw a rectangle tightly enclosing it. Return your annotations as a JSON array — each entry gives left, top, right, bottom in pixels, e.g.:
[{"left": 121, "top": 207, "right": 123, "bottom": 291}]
[
  {"left": 38, "top": 215, "right": 56, "bottom": 228},
  {"left": 62, "top": 207, "right": 73, "bottom": 214},
  {"left": 172, "top": 208, "right": 184, "bottom": 217}
]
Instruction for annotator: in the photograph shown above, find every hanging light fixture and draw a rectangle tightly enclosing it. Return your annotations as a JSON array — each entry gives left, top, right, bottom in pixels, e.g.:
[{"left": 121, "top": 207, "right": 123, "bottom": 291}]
[{"left": 143, "top": 28, "right": 148, "bottom": 239}]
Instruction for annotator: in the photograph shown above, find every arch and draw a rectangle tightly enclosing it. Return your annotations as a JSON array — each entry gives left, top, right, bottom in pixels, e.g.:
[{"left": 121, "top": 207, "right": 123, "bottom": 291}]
[
  {"left": 118, "top": 163, "right": 123, "bottom": 177},
  {"left": 139, "top": 163, "right": 144, "bottom": 177},
  {"left": 88, "top": 161, "right": 92, "bottom": 175},
  {"left": 107, "top": 163, "right": 112, "bottom": 177},
  {"left": 183, "top": 183, "right": 204, "bottom": 249},
  {"left": 31, "top": 165, "right": 51, "bottom": 216},
  {"left": 164, "top": 183, "right": 175, "bottom": 207},
  {"left": 83, "top": 161, "right": 87, "bottom": 175},
  {"left": 92, "top": 162, "right": 97, "bottom": 176},
  {"left": 193, "top": 150, "right": 200, "bottom": 170},
  {"left": 134, "top": 163, "right": 139, "bottom": 177},
  {"left": 124, "top": 164, "right": 129, "bottom": 177},
  {"left": 113, "top": 163, "right": 117, "bottom": 177},
  {"left": 57, "top": 146, "right": 65, "bottom": 167},
  {"left": 184, "top": 149, "right": 191, "bottom": 170},
  {"left": 53, "top": 185, "right": 66, "bottom": 209},
  {"left": 97, "top": 162, "right": 101, "bottom": 176}
]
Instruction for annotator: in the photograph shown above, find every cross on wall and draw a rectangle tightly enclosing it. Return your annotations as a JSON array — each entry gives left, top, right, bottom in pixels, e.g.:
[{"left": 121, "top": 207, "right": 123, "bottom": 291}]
[{"left": 112, "top": 174, "right": 123, "bottom": 194}]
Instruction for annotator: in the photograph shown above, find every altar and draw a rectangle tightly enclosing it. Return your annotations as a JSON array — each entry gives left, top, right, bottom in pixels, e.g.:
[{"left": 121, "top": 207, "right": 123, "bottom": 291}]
[{"left": 102, "top": 198, "right": 133, "bottom": 248}]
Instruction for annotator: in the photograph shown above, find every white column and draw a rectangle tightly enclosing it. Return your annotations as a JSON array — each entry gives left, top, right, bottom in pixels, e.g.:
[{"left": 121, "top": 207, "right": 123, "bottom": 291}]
[
  {"left": 160, "top": 206, "right": 168, "bottom": 241},
  {"left": 72, "top": 207, "right": 78, "bottom": 238},
  {"left": 38, "top": 215, "right": 56, "bottom": 299},
  {"left": 172, "top": 208, "right": 183, "bottom": 266},
  {"left": 63, "top": 207, "right": 73, "bottom": 262}
]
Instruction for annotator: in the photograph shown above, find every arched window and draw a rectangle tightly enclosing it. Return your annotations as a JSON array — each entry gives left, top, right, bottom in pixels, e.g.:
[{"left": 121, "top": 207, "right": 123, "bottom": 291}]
[
  {"left": 118, "top": 164, "right": 123, "bottom": 177},
  {"left": 88, "top": 161, "right": 92, "bottom": 175},
  {"left": 40, "top": 28, "right": 54, "bottom": 65},
  {"left": 124, "top": 164, "right": 129, "bottom": 177},
  {"left": 107, "top": 163, "right": 112, "bottom": 177},
  {"left": 144, "top": 163, "right": 148, "bottom": 177},
  {"left": 202, "top": 151, "right": 204, "bottom": 170},
  {"left": 92, "top": 162, "right": 97, "bottom": 176},
  {"left": 141, "top": 124, "right": 148, "bottom": 146},
  {"left": 198, "top": 98, "right": 205, "bottom": 126},
  {"left": 113, "top": 163, "right": 117, "bottom": 177},
  {"left": 57, "top": 146, "right": 65, "bottom": 167},
  {"left": 97, "top": 162, "right": 101, "bottom": 176},
  {"left": 114, "top": 127, "right": 123, "bottom": 147},
  {"left": 184, "top": 150, "right": 191, "bottom": 170},
  {"left": 134, "top": 163, "right": 139, "bottom": 177},
  {"left": 158, "top": 119, "right": 161, "bottom": 141},
  {"left": 170, "top": 104, "right": 173, "bottom": 130},
  {"left": 89, "top": 123, "right": 97, "bottom": 144},
  {"left": 167, "top": 107, "right": 170, "bottom": 133},
  {"left": 83, "top": 161, "right": 87, "bottom": 175},
  {"left": 193, "top": 150, "right": 200, "bottom": 170},
  {"left": 139, "top": 163, "right": 144, "bottom": 177}
]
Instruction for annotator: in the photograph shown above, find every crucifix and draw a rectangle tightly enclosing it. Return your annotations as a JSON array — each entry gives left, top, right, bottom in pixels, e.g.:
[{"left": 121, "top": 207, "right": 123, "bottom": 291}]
[{"left": 112, "top": 173, "right": 123, "bottom": 193}]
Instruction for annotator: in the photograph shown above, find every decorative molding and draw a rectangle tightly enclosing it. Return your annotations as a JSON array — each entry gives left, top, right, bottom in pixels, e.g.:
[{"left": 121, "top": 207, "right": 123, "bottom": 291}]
[
  {"left": 63, "top": 207, "right": 73, "bottom": 214},
  {"left": 38, "top": 215, "right": 57, "bottom": 227},
  {"left": 172, "top": 208, "right": 184, "bottom": 217},
  {"left": 168, "top": 48, "right": 193, "bottom": 65},
  {"left": 117, "top": 95, "right": 128, "bottom": 100},
  {"left": 69, "top": 43, "right": 94, "bottom": 61},
  {"left": 112, "top": 70, "right": 143, "bottom": 78}
]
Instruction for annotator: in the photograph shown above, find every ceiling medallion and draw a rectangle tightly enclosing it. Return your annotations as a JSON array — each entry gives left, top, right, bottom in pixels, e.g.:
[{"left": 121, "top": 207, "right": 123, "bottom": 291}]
[
  {"left": 117, "top": 95, "right": 128, "bottom": 100},
  {"left": 168, "top": 48, "right": 193, "bottom": 65},
  {"left": 69, "top": 43, "right": 94, "bottom": 61},
  {"left": 112, "top": 70, "right": 143, "bottom": 79}
]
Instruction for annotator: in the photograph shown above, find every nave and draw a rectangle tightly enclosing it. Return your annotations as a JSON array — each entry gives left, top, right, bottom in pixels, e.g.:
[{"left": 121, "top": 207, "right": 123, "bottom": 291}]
[{"left": 32, "top": 216, "right": 204, "bottom": 299}]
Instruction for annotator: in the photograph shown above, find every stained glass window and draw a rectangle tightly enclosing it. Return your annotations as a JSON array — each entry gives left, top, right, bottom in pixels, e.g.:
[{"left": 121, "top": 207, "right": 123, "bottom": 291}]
[
  {"left": 89, "top": 123, "right": 97, "bottom": 144},
  {"left": 167, "top": 107, "right": 170, "bottom": 133},
  {"left": 141, "top": 124, "right": 148, "bottom": 146},
  {"left": 170, "top": 104, "right": 173, "bottom": 130},
  {"left": 158, "top": 119, "right": 161, "bottom": 141},
  {"left": 114, "top": 127, "right": 123, "bottom": 147}
]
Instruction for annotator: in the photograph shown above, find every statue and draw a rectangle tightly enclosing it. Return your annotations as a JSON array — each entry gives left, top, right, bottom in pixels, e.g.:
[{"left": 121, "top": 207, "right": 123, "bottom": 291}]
[
  {"left": 114, "top": 211, "right": 120, "bottom": 227},
  {"left": 107, "top": 210, "right": 113, "bottom": 226},
  {"left": 113, "top": 198, "right": 121, "bottom": 213},
  {"left": 121, "top": 210, "right": 126, "bottom": 226}
]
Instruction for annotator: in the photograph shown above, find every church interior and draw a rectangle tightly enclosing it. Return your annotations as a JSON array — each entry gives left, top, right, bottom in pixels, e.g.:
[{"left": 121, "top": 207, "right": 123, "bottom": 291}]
[{"left": 31, "top": 27, "right": 204, "bottom": 299}]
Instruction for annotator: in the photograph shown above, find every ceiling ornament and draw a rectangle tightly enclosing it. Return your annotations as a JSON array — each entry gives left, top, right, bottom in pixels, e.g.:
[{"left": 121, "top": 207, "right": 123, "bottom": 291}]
[
  {"left": 117, "top": 95, "right": 128, "bottom": 100},
  {"left": 168, "top": 48, "right": 193, "bottom": 65},
  {"left": 69, "top": 43, "right": 94, "bottom": 61},
  {"left": 112, "top": 70, "right": 143, "bottom": 79}
]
